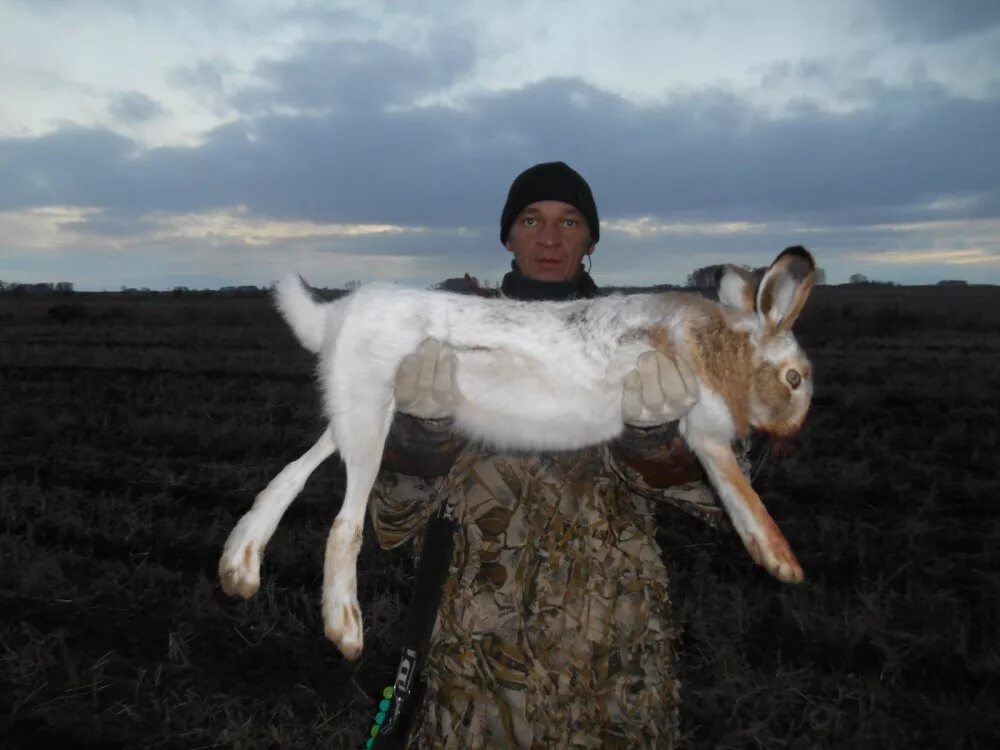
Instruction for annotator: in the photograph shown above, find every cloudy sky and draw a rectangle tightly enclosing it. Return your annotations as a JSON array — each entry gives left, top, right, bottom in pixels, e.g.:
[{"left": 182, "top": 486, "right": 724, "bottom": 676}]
[{"left": 2, "top": 0, "right": 999, "bottom": 290}]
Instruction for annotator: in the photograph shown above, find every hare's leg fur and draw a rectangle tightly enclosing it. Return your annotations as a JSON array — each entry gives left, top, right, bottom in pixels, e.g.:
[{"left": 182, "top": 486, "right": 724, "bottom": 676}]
[
  {"left": 321, "top": 389, "right": 396, "bottom": 660},
  {"left": 689, "top": 435, "right": 804, "bottom": 583},
  {"left": 219, "top": 427, "right": 338, "bottom": 598}
]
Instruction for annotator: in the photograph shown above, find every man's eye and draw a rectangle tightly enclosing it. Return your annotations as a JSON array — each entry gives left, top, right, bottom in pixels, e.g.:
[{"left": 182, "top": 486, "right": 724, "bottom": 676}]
[
  {"left": 563, "top": 219, "right": 578, "bottom": 228},
  {"left": 522, "top": 217, "right": 537, "bottom": 226}
]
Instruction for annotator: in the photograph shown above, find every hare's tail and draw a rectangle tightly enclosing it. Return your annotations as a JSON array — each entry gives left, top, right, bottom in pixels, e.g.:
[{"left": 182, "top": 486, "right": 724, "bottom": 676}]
[{"left": 275, "top": 273, "right": 349, "bottom": 355}]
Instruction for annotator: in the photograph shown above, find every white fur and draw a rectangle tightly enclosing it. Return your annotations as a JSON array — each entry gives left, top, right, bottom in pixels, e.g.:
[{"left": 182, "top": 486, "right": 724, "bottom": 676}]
[
  {"left": 717, "top": 271, "right": 750, "bottom": 311},
  {"left": 220, "top": 250, "right": 814, "bottom": 659}
]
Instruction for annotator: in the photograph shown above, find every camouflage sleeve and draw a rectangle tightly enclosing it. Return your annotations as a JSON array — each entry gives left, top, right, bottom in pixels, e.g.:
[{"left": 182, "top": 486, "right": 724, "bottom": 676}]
[
  {"left": 371, "top": 413, "right": 465, "bottom": 550},
  {"left": 371, "top": 471, "right": 444, "bottom": 550},
  {"left": 380, "top": 412, "right": 464, "bottom": 477},
  {"left": 608, "top": 424, "right": 758, "bottom": 528}
]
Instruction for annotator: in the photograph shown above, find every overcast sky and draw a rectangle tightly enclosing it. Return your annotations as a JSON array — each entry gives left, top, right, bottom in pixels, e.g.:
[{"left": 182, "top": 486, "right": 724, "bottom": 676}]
[{"left": 2, "top": 0, "right": 999, "bottom": 290}]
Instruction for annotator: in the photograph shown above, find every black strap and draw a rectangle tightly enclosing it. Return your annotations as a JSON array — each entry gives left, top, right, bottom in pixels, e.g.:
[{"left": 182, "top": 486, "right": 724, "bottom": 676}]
[{"left": 371, "top": 501, "right": 457, "bottom": 748}]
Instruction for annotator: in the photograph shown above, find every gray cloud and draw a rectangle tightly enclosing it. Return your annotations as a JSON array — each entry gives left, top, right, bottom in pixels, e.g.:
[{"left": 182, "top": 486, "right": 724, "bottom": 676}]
[
  {"left": 874, "top": 0, "right": 1000, "bottom": 42},
  {"left": 236, "top": 31, "right": 475, "bottom": 114},
  {"left": 62, "top": 209, "right": 159, "bottom": 238},
  {"left": 0, "top": 127, "right": 137, "bottom": 210},
  {"left": 1, "top": 38, "right": 998, "bottom": 241},
  {"left": 109, "top": 91, "right": 165, "bottom": 123},
  {"left": 170, "top": 59, "right": 230, "bottom": 96}
]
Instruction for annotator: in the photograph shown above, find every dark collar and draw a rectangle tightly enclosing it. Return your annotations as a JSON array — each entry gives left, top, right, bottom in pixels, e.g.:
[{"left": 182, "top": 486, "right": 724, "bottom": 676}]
[{"left": 499, "top": 261, "right": 600, "bottom": 301}]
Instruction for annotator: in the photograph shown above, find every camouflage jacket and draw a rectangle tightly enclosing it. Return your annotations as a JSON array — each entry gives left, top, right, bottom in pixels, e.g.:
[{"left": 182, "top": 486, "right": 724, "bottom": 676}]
[{"left": 372, "top": 414, "right": 751, "bottom": 749}]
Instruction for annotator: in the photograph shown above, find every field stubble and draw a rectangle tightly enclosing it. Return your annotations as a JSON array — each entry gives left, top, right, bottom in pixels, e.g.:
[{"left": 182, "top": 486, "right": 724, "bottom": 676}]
[{"left": 1, "top": 286, "right": 997, "bottom": 748}]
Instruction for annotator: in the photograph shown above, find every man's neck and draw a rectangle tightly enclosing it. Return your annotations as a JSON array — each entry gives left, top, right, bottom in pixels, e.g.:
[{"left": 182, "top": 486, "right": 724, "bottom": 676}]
[{"left": 500, "top": 261, "right": 599, "bottom": 301}]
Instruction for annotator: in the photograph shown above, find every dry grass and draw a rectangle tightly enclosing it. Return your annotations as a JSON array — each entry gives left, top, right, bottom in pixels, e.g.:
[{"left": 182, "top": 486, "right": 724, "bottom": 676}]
[{"left": 1, "top": 285, "right": 997, "bottom": 748}]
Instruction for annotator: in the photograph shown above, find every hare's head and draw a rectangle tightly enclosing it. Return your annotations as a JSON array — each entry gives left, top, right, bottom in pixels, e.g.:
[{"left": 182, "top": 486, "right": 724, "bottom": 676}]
[{"left": 718, "top": 246, "right": 816, "bottom": 438}]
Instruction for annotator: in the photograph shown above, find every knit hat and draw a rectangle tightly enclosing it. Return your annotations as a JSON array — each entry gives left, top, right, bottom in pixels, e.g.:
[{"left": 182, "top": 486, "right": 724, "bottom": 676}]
[{"left": 499, "top": 162, "right": 600, "bottom": 245}]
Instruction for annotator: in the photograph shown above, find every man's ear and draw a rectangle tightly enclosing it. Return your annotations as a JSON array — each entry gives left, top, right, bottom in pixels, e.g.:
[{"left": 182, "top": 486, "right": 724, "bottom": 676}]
[
  {"left": 505, "top": 241, "right": 514, "bottom": 253},
  {"left": 585, "top": 242, "right": 595, "bottom": 255}
]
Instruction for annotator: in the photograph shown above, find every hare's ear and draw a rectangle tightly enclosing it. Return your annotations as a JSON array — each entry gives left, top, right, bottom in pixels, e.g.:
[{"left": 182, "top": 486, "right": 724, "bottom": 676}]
[
  {"left": 756, "top": 246, "right": 815, "bottom": 333},
  {"left": 717, "top": 264, "right": 757, "bottom": 313}
]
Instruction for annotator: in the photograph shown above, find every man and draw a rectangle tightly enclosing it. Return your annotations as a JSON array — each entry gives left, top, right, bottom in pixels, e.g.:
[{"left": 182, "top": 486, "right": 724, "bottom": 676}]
[{"left": 373, "top": 162, "right": 734, "bottom": 748}]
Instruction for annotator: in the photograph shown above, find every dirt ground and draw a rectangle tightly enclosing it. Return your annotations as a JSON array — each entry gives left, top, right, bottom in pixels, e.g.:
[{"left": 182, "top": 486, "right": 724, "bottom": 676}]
[{"left": 1, "top": 284, "right": 997, "bottom": 748}]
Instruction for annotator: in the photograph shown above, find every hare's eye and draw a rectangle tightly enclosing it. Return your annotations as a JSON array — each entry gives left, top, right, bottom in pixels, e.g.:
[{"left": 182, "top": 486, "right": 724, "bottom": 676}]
[{"left": 786, "top": 369, "right": 802, "bottom": 389}]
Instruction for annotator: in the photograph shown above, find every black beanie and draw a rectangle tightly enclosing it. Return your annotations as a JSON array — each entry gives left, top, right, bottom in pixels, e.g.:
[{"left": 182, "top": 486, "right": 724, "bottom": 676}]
[{"left": 499, "top": 161, "right": 600, "bottom": 245}]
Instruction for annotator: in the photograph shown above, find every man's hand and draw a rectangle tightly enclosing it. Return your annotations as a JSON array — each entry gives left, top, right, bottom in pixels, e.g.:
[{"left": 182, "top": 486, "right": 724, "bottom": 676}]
[
  {"left": 621, "top": 351, "right": 698, "bottom": 427},
  {"left": 394, "top": 338, "right": 459, "bottom": 420}
]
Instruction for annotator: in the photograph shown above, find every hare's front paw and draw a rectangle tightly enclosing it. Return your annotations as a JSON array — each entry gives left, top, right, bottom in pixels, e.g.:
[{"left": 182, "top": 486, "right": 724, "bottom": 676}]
[{"left": 743, "top": 527, "right": 804, "bottom": 584}]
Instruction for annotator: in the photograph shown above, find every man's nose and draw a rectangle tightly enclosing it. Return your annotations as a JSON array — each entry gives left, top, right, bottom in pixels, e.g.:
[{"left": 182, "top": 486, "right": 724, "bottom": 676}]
[{"left": 537, "top": 221, "right": 559, "bottom": 245}]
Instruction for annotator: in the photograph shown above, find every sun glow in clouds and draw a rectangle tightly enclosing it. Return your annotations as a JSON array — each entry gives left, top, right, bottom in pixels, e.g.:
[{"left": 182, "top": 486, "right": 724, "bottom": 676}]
[
  {"left": 0, "top": 206, "right": 102, "bottom": 249},
  {"left": 0, "top": 205, "right": 436, "bottom": 251},
  {"left": 871, "top": 218, "right": 1000, "bottom": 236},
  {"left": 604, "top": 217, "right": 768, "bottom": 238},
  {"left": 850, "top": 248, "right": 1000, "bottom": 265},
  {"left": 155, "top": 208, "right": 426, "bottom": 245}
]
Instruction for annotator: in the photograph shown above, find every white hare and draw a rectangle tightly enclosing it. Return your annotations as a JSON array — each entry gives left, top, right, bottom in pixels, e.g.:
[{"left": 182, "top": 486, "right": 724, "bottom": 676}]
[{"left": 220, "top": 246, "right": 816, "bottom": 660}]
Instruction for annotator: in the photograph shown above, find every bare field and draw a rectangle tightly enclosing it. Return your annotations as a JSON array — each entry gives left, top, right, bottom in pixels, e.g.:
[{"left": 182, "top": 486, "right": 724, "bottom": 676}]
[{"left": 1, "top": 285, "right": 998, "bottom": 748}]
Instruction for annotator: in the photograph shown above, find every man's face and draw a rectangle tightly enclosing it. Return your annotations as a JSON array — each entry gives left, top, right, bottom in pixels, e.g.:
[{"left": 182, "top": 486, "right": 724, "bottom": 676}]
[{"left": 505, "top": 200, "right": 595, "bottom": 282}]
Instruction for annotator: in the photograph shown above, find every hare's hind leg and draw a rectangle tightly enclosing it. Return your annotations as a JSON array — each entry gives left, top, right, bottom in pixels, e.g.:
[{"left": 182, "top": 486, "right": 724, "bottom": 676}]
[
  {"left": 690, "top": 436, "right": 804, "bottom": 584},
  {"left": 219, "top": 427, "right": 337, "bottom": 598},
  {"left": 321, "top": 391, "right": 395, "bottom": 660}
]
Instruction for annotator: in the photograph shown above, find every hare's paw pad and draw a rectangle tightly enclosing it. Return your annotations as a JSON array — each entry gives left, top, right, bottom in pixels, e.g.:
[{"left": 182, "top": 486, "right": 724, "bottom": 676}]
[
  {"left": 219, "top": 539, "right": 262, "bottom": 598},
  {"left": 744, "top": 533, "right": 804, "bottom": 584},
  {"left": 323, "top": 597, "right": 364, "bottom": 660}
]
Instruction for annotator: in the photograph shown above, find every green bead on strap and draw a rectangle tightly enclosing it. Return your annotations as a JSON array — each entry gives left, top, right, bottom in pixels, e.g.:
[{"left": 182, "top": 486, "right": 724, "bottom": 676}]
[{"left": 363, "top": 684, "right": 395, "bottom": 748}]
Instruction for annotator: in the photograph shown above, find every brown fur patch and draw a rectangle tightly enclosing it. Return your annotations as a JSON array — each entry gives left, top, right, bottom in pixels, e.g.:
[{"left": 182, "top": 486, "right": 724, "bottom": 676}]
[
  {"left": 643, "top": 297, "right": 754, "bottom": 436},
  {"left": 242, "top": 543, "right": 255, "bottom": 569},
  {"left": 752, "top": 365, "right": 801, "bottom": 436},
  {"left": 758, "top": 278, "right": 776, "bottom": 320},
  {"left": 740, "top": 281, "right": 755, "bottom": 312},
  {"left": 689, "top": 320, "right": 754, "bottom": 436},
  {"left": 643, "top": 324, "right": 676, "bottom": 356}
]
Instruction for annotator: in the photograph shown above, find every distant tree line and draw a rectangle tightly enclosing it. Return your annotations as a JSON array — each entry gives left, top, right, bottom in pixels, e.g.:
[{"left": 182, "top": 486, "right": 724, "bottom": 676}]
[
  {"left": 165, "top": 285, "right": 269, "bottom": 297},
  {"left": 435, "top": 273, "right": 495, "bottom": 297},
  {"left": 847, "top": 273, "right": 898, "bottom": 287},
  {"left": 0, "top": 280, "right": 74, "bottom": 295},
  {"left": 684, "top": 265, "right": 828, "bottom": 288},
  {"left": 1, "top": 271, "right": 982, "bottom": 299}
]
